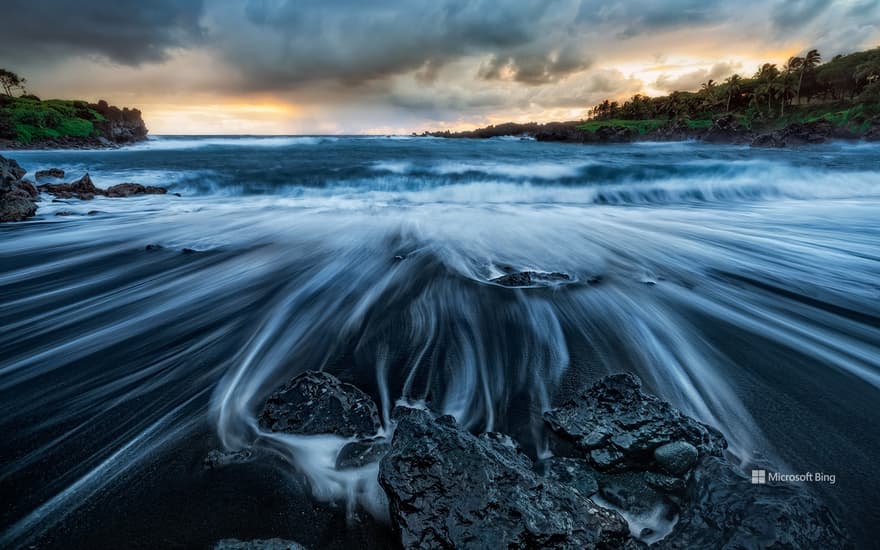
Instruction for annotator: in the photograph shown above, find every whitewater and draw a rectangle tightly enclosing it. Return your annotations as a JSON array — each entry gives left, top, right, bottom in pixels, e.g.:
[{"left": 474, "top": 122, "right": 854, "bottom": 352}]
[{"left": 1, "top": 135, "right": 879, "bottom": 548}]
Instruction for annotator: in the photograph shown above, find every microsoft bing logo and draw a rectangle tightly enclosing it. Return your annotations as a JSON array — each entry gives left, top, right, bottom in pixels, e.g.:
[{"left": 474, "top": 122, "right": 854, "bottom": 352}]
[{"left": 751, "top": 469, "right": 767, "bottom": 484}]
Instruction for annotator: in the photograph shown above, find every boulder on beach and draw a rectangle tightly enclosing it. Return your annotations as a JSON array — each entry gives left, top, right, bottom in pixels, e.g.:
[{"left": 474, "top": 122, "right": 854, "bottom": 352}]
[
  {"left": 543, "top": 373, "right": 726, "bottom": 472},
  {"left": 540, "top": 373, "right": 850, "bottom": 548},
  {"left": 258, "top": 370, "right": 382, "bottom": 438},
  {"left": 379, "top": 407, "right": 632, "bottom": 550},
  {"left": 1, "top": 155, "right": 39, "bottom": 222}
]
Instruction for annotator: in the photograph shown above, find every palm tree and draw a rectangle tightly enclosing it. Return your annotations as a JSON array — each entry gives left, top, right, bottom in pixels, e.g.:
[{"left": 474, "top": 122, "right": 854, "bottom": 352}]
[
  {"left": 778, "top": 73, "right": 798, "bottom": 117},
  {"left": 724, "top": 74, "right": 742, "bottom": 112},
  {"left": 795, "top": 49, "right": 821, "bottom": 105},
  {"left": 755, "top": 63, "right": 780, "bottom": 117}
]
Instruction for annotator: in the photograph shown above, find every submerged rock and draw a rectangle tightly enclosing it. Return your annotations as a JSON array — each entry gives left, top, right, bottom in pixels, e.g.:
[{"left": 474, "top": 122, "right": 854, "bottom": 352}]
[
  {"left": 214, "top": 539, "right": 306, "bottom": 550},
  {"left": 379, "top": 407, "right": 632, "bottom": 549},
  {"left": 543, "top": 373, "right": 725, "bottom": 472},
  {"left": 491, "top": 270, "right": 571, "bottom": 287},
  {"left": 258, "top": 370, "right": 381, "bottom": 438}
]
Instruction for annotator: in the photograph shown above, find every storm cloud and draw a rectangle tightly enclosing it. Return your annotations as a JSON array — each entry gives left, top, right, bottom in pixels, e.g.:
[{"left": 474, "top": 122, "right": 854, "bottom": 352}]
[{"left": 0, "top": 0, "right": 877, "bottom": 133}]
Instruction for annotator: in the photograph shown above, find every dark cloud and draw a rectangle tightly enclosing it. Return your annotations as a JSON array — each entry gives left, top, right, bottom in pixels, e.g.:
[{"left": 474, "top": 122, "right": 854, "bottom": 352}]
[
  {"left": 575, "top": 0, "right": 719, "bottom": 39},
  {"left": 0, "top": 0, "right": 205, "bottom": 64},
  {"left": 479, "top": 45, "right": 592, "bottom": 85},
  {"left": 1, "top": 0, "right": 877, "bottom": 132},
  {"left": 209, "top": 0, "right": 563, "bottom": 91},
  {"left": 771, "top": 0, "right": 829, "bottom": 30}
]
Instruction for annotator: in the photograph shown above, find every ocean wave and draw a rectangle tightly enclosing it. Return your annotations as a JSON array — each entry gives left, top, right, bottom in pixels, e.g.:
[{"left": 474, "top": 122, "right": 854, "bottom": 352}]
[{"left": 133, "top": 135, "right": 336, "bottom": 150}]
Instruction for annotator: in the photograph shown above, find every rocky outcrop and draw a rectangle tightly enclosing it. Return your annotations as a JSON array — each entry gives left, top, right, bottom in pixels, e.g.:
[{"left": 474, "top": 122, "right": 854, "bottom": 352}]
[
  {"left": 38, "top": 174, "right": 166, "bottom": 200},
  {"left": 91, "top": 99, "right": 149, "bottom": 144},
  {"left": 656, "top": 455, "right": 849, "bottom": 549},
  {"left": 542, "top": 373, "right": 850, "bottom": 548},
  {"left": 379, "top": 407, "right": 633, "bottom": 549},
  {"left": 258, "top": 370, "right": 382, "bottom": 438},
  {"left": 544, "top": 373, "right": 726, "bottom": 472},
  {"left": 0, "top": 155, "right": 39, "bottom": 222},
  {"left": 38, "top": 173, "right": 102, "bottom": 200},
  {"left": 702, "top": 114, "right": 754, "bottom": 144},
  {"left": 750, "top": 120, "right": 850, "bottom": 148},
  {"left": 35, "top": 168, "right": 65, "bottom": 180},
  {"left": 105, "top": 183, "right": 168, "bottom": 197}
]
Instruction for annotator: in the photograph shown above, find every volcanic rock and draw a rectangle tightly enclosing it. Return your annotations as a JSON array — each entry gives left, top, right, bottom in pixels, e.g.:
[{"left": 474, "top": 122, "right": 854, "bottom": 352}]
[
  {"left": 38, "top": 173, "right": 101, "bottom": 200},
  {"left": 655, "top": 456, "right": 850, "bottom": 549},
  {"left": 543, "top": 373, "right": 850, "bottom": 548},
  {"left": 378, "top": 407, "right": 632, "bottom": 549},
  {"left": 653, "top": 441, "right": 698, "bottom": 476},
  {"left": 491, "top": 271, "right": 571, "bottom": 287},
  {"left": 1, "top": 155, "right": 39, "bottom": 222},
  {"left": 543, "top": 373, "right": 725, "bottom": 472},
  {"left": 106, "top": 182, "right": 167, "bottom": 197},
  {"left": 258, "top": 370, "right": 381, "bottom": 438},
  {"left": 335, "top": 438, "right": 390, "bottom": 470},
  {"left": 35, "top": 168, "right": 65, "bottom": 180},
  {"left": 534, "top": 457, "right": 599, "bottom": 497}
]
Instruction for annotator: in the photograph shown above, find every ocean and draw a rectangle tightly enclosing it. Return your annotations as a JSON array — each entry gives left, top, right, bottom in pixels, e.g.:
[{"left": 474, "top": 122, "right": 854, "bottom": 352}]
[{"left": 2, "top": 135, "right": 879, "bottom": 548}]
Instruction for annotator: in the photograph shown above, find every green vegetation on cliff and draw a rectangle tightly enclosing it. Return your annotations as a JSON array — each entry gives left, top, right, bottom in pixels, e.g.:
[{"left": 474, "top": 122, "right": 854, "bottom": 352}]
[
  {"left": 0, "top": 95, "right": 107, "bottom": 143},
  {"left": 0, "top": 68, "right": 148, "bottom": 146}
]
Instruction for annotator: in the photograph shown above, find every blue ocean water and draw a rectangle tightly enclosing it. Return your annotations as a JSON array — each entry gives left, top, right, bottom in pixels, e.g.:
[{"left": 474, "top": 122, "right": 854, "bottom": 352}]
[{"left": 1, "top": 136, "right": 879, "bottom": 547}]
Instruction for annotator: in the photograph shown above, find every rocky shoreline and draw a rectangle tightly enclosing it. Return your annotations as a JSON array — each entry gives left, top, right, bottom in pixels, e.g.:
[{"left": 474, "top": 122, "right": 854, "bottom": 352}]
[
  {"left": 0, "top": 155, "right": 168, "bottom": 222},
  {"left": 425, "top": 114, "right": 880, "bottom": 147},
  {"left": 214, "top": 370, "right": 851, "bottom": 549}
]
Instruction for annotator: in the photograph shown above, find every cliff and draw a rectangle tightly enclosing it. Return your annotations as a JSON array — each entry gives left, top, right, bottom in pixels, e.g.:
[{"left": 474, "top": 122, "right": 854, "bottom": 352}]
[{"left": 0, "top": 95, "right": 148, "bottom": 149}]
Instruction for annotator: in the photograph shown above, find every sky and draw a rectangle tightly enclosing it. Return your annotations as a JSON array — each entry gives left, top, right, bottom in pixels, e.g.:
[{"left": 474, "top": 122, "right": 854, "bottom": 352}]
[{"left": 2, "top": 0, "right": 878, "bottom": 135}]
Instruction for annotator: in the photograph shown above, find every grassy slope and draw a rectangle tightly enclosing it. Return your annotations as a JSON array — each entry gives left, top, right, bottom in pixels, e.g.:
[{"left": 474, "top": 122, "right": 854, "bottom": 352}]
[
  {"left": 576, "top": 103, "right": 877, "bottom": 135},
  {"left": 0, "top": 96, "right": 106, "bottom": 143}
]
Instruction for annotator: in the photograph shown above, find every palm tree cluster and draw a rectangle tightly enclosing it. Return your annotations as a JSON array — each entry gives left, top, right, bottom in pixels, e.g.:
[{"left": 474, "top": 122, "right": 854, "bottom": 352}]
[{"left": 588, "top": 46, "right": 880, "bottom": 121}]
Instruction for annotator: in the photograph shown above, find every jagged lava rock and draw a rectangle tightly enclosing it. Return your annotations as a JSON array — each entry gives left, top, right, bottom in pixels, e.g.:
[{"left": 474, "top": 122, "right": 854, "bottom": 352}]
[
  {"left": 35, "top": 168, "right": 65, "bottom": 180},
  {"left": 258, "top": 370, "right": 381, "bottom": 438},
  {"left": 38, "top": 173, "right": 101, "bottom": 200},
  {"left": 1, "top": 155, "right": 39, "bottom": 222},
  {"left": 655, "top": 456, "right": 850, "bottom": 549},
  {"left": 543, "top": 373, "right": 725, "bottom": 472},
  {"left": 106, "top": 183, "right": 167, "bottom": 197},
  {"left": 379, "top": 407, "right": 633, "bottom": 550}
]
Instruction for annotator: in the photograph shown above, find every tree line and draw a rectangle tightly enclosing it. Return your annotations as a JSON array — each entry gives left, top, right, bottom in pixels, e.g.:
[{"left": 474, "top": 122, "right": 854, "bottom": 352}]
[{"left": 589, "top": 46, "right": 880, "bottom": 121}]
